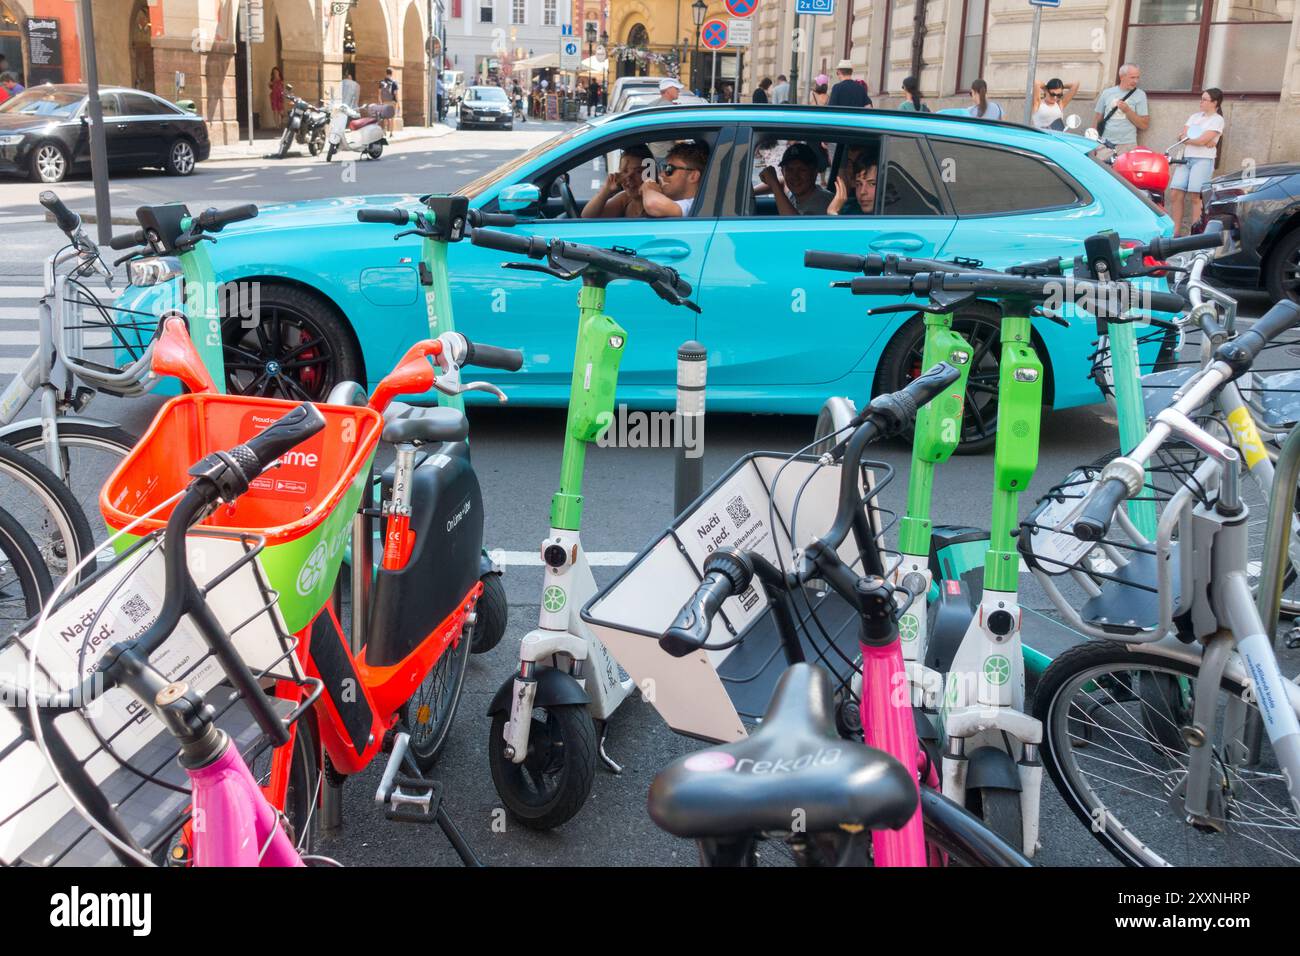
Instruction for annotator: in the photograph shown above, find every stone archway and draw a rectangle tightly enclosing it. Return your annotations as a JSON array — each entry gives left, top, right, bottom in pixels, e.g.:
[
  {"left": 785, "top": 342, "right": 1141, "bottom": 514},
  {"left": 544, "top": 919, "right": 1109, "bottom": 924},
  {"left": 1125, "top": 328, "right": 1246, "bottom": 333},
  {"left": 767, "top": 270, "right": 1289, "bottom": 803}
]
[
  {"left": 130, "top": 0, "right": 155, "bottom": 93},
  {"left": 400, "top": 1, "right": 427, "bottom": 126},
  {"left": 346, "top": 0, "right": 393, "bottom": 111}
]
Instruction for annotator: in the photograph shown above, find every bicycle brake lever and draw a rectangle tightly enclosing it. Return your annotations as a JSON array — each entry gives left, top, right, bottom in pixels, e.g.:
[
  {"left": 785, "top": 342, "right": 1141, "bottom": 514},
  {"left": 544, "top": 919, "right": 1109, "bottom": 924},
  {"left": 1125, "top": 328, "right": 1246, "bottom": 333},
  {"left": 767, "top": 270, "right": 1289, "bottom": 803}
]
[{"left": 434, "top": 377, "right": 508, "bottom": 402}]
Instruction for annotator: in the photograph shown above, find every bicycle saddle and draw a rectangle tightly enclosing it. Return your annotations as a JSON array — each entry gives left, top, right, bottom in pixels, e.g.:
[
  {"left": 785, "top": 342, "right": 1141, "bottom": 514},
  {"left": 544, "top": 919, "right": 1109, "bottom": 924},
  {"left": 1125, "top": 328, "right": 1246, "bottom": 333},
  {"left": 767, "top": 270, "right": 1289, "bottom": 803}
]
[
  {"left": 647, "top": 664, "right": 917, "bottom": 839},
  {"left": 381, "top": 406, "right": 469, "bottom": 445}
]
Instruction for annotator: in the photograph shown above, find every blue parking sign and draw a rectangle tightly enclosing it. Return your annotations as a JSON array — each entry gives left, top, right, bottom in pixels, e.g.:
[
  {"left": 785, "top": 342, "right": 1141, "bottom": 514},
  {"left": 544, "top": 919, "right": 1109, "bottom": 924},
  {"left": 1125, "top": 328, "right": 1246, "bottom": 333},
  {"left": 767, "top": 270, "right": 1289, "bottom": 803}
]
[{"left": 795, "top": 0, "right": 834, "bottom": 13}]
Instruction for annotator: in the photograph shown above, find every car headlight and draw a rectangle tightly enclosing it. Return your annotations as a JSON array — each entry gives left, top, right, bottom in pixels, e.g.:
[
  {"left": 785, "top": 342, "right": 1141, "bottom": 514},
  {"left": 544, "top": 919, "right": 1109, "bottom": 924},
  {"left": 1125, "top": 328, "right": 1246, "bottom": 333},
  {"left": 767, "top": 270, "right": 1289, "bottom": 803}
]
[
  {"left": 0, "top": 134, "right": 24, "bottom": 147},
  {"left": 1209, "top": 175, "right": 1285, "bottom": 201}
]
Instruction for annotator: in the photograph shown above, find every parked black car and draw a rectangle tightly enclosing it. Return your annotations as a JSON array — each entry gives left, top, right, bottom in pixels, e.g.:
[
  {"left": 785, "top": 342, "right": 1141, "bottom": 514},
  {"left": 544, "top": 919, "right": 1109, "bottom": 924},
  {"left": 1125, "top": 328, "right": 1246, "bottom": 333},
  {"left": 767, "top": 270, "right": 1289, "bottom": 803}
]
[
  {"left": 0, "top": 84, "right": 211, "bottom": 184},
  {"left": 1202, "top": 163, "right": 1300, "bottom": 305}
]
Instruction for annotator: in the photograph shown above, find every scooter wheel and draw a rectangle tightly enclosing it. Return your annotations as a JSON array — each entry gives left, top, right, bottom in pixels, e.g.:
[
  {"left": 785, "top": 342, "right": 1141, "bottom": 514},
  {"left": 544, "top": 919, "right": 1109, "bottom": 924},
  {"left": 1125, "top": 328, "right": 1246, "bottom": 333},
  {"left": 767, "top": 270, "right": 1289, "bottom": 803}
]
[
  {"left": 470, "top": 573, "right": 507, "bottom": 654},
  {"left": 489, "top": 703, "right": 595, "bottom": 830},
  {"left": 308, "top": 132, "right": 325, "bottom": 156},
  {"left": 967, "top": 786, "right": 1023, "bottom": 852}
]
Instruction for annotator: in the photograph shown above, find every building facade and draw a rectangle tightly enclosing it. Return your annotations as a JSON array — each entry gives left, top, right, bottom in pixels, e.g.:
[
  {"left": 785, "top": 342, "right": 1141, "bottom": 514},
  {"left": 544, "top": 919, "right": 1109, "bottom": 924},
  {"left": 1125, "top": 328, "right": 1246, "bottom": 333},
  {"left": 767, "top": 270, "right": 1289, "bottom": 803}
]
[
  {"left": 608, "top": 0, "right": 750, "bottom": 96},
  {"left": 3, "top": 0, "right": 437, "bottom": 145},
  {"left": 440, "top": 0, "right": 566, "bottom": 82},
  {"left": 744, "top": 0, "right": 1300, "bottom": 166}
]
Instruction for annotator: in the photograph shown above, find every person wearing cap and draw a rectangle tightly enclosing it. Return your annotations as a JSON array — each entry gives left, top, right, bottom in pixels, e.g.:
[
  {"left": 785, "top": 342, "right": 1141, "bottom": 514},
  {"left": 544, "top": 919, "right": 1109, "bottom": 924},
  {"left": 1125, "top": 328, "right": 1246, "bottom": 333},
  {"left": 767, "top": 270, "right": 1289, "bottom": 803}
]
[
  {"left": 648, "top": 77, "right": 684, "bottom": 108},
  {"left": 828, "top": 60, "right": 871, "bottom": 108},
  {"left": 757, "top": 143, "right": 833, "bottom": 216}
]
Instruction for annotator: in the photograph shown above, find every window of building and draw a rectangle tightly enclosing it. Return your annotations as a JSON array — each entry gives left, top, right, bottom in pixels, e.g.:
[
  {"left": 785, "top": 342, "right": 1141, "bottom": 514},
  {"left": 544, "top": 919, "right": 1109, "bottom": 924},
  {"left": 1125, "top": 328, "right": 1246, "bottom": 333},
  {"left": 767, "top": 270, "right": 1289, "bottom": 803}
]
[
  {"left": 480, "top": 0, "right": 493, "bottom": 24},
  {"left": 956, "top": 0, "right": 989, "bottom": 92},
  {"left": 877, "top": 0, "right": 893, "bottom": 97},
  {"left": 928, "top": 139, "right": 1084, "bottom": 215},
  {"left": 512, "top": 0, "right": 525, "bottom": 25},
  {"left": 543, "top": 0, "right": 557, "bottom": 26},
  {"left": 1122, "top": 0, "right": 1293, "bottom": 93}
]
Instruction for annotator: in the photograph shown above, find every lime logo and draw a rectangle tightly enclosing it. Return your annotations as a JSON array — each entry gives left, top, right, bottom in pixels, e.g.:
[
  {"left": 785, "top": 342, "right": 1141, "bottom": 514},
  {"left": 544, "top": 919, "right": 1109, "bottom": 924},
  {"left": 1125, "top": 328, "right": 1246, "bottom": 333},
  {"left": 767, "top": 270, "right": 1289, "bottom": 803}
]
[
  {"left": 899, "top": 613, "right": 919, "bottom": 643},
  {"left": 543, "top": 585, "right": 567, "bottom": 613},
  {"left": 296, "top": 542, "right": 329, "bottom": 596},
  {"left": 1012, "top": 419, "right": 1030, "bottom": 439},
  {"left": 984, "top": 655, "right": 1011, "bottom": 686}
]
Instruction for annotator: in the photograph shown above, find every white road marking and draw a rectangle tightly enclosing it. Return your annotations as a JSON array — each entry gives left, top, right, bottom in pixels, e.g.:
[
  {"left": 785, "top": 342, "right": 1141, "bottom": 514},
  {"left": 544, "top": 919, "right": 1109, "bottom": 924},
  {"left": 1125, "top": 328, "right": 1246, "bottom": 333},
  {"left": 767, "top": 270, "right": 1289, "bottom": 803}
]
[
  {"left": 214, "top": 173, "right": 257, "bottom": 183},
  {"left": 0, "top": 357, "right": 31, "bottom": 373},
  {"left": 0, "top": 215, "right": 48, "bottom": 225},
  {"left": 0, "top": 287, "right": 46, "bottom": 298},
  {"left": 490, "top": 549, "right": 637, "bottom": 568}
]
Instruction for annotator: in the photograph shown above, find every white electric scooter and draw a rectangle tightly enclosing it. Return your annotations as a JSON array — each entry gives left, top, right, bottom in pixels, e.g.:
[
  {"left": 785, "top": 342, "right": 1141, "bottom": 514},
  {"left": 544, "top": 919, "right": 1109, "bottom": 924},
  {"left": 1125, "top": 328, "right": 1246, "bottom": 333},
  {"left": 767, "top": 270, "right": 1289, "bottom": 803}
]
[{"left": 323, "top": 102, "right": 386, "bottom": 162}]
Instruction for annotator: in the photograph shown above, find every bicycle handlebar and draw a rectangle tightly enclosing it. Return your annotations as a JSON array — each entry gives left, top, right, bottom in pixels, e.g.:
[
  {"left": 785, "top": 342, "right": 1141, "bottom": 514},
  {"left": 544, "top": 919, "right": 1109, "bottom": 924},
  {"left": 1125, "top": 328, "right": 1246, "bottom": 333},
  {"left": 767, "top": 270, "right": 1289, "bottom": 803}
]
[
  {"left": 1214, "top": 298, "right": 1300, "bottom": 377},
  {"left": 660, "top": 550, "right": 755, "bottom": 657},
  {"left": 462, "top": 339, "right": 524, "bottom": 372},
  {"left": 1071, "top": 476, "right": 1131, "bottom": 542},
  {"left": 40, "top": 191, "right": 80, "bottom": 235}
]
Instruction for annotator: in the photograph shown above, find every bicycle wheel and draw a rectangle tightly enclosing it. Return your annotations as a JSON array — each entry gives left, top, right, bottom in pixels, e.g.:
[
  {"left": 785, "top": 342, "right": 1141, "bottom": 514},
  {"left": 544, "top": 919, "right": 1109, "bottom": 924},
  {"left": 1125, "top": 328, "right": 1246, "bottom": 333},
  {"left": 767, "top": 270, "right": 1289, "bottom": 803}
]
[
  {"left": 0, "top": 503, "right": 53, "bottom": 627},
  {"left": 6, "top": 422, "right": 137, "bottom": 577},
  {"left": 1035, "top": 640, "right": 1300, "bottom": 866},
  {"left": 403, "top": 616, "right": 472, "bottom": 772},
  {"left": 0, "top": 441, "right": 95, "bottom": 586}
]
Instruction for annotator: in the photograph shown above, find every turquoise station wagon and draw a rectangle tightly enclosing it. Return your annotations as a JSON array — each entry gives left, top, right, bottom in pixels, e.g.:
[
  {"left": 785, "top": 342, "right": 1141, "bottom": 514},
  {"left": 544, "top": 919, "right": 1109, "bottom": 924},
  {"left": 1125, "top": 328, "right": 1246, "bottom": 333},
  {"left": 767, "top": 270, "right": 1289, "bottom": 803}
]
[{"left": 119, "top": 105, "right": 1173, "bottom": 450}]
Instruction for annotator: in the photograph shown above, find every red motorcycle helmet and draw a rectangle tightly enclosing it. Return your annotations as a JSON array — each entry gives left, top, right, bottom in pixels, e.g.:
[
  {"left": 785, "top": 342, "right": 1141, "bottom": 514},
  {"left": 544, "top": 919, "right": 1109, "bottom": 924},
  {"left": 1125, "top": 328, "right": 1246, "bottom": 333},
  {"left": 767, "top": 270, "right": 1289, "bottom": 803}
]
[{"left": 1113, "top": 147, "right": 1171, "bottom": 193}]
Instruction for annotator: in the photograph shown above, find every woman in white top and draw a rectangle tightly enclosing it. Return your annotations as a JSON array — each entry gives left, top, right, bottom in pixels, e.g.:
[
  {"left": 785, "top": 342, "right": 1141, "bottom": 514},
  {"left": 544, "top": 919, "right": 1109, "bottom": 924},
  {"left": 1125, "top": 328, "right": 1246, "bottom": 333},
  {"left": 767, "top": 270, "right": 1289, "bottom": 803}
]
[
  {"left": 1168, "top": 88, "right": 1225, "bottom": 236},
  {"left": 1030, "top": 78, "right": 1078, "bottom": 130}
]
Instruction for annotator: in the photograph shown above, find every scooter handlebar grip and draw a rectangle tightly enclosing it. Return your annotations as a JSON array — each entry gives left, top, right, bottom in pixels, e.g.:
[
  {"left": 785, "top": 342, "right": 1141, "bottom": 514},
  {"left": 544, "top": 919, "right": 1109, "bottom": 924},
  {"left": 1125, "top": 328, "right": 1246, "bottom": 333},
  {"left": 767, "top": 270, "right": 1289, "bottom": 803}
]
[
  {"left": 40, "top": 191, "right": 80, "bottom": 235},
  {"left": 357, "top": 207, "right": 409, "bottom": 225},
  {"left": 804, "top": 250, "right": 866, "bottom": 273},
  {"left": 470, "top": 228, "right": 545, "bottom": 258},
  {"left": 463, "top": 340, "right": 524, "bottom": 372},
  {"left": 849, "top": 275, "right": 917, "bottom": 295},
  {"left": 109, "top": 228, "right": 147, "bottom": 251},
  {"left": 198, "top": 203, "right": 259, "bottom": 232},
  {"left": 1073, "top": 477, "right": 1130, "bottom": 542},
  {"left": 1145, "top": 289, "right": 1190, "bottom": 314},
  {"left": 1146, "top": 223, "right": 1226, "bottom": 260},
  {"left": 468, "top": 210, "right": 518, "bottom": 228}
]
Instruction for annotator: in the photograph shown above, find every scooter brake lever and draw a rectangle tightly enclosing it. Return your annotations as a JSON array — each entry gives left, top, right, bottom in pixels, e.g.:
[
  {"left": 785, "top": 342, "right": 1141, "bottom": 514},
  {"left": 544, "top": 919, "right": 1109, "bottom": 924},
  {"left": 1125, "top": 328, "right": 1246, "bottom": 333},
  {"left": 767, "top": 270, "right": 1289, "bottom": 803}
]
[
  {"left": 503, "top": 261, "right": 580, "bottom": 281},
  {"left": 868, "top": 303, "right": 946, "bottom": 316},
  {"left": 1031, "top": 307, "right": 1070, "bottom": 328}
]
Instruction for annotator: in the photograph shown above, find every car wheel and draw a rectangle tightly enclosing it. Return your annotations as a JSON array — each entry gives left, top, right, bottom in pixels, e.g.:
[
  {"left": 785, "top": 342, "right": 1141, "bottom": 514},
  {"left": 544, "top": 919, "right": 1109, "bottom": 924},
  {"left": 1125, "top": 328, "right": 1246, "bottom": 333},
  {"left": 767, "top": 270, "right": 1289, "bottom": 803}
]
[
  {"left": 29, "top": 142, "right": 69, "bottom": 184},
  {"left": 165, "top": 138, "right": 198, "bottom": 176},
  {"left": 875, "top": 300, "right": 1007, "bottom": 455},
  {"left": 220, "top": 282, "right": 363, "bottom": 402},
  {"left": 1265, "top": 227, "right": 1300, "bottom": 307}
]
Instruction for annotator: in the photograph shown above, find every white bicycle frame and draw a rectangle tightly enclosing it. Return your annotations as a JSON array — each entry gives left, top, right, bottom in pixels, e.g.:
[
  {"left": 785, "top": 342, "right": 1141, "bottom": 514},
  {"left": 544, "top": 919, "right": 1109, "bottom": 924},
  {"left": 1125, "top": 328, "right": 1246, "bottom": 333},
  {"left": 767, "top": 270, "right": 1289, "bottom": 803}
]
[{"left": 0, "top": 243, "right": 155, "bottom": 479}]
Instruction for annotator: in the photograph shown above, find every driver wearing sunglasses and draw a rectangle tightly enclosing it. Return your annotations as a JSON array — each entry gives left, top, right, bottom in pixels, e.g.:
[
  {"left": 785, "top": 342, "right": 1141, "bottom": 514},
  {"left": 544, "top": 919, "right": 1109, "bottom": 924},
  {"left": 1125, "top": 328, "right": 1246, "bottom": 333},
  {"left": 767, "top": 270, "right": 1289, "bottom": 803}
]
[{"left": 640, "top": 140, "right": 710, "bottom": 218}]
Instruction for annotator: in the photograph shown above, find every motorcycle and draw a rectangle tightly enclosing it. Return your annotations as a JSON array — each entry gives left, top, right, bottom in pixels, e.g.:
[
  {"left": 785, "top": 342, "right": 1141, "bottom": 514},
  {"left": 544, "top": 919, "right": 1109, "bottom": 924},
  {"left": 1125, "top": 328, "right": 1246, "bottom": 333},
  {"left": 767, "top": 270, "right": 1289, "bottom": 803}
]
[
  {"left": 273, "top": 84, "right": 329, "bottom": 159},
  {"left": 1086, "top": 128, "right": 1188, "bottom": 210},
  {"left": 324, "top": 101, "right": 388, "bottom": 162}
]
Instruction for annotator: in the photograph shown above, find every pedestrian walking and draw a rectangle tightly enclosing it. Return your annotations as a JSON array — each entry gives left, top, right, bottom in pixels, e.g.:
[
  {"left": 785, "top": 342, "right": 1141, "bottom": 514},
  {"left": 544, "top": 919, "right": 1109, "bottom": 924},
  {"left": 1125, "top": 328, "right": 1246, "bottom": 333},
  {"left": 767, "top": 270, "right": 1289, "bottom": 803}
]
[
  {"left": 378, "top": 68, "right": 399, "bottom": 134},
  {"left": 810, "top": 74, "right": 830, "bottom": 107},
  {"left": 1167, "top": 88, "right": 1225, "bottom": 236},
  {"left": 1092, "top": 63, "right": 1149, "bottom": 153},
  {"left": 1030, "top": 77, "right": 1077, "bottom": 129},
  {"left": 753, "top": 77, "right": 772, "bottom": 103},
  {"left": 587, "top": 78, "right": 599, "bottom": 117},
  {"left": 772, "top": 75, "right": 790, "bottom": 104},
  {"left": 828, "top": 61, "right": 870, "bottom": 107}
]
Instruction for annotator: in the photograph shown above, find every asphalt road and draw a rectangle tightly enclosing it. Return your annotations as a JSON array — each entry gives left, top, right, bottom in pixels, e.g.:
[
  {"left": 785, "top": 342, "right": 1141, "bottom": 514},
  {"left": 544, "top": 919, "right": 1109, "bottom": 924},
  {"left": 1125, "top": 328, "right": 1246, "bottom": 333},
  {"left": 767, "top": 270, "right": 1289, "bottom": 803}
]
[{"left": 0, "top": 126, "right": 1277, "bottom": 867}]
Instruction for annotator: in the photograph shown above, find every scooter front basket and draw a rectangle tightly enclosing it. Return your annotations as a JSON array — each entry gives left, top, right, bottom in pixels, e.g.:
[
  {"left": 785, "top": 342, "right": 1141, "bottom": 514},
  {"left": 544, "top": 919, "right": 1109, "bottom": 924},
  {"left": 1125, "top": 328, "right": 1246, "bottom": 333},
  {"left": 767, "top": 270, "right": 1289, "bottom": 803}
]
[
  {"left": 581, "top": 452, "right": 890, "bottom": 743},
  {"left": 100, "top": 392, "right": 383, "bottom": 632}
]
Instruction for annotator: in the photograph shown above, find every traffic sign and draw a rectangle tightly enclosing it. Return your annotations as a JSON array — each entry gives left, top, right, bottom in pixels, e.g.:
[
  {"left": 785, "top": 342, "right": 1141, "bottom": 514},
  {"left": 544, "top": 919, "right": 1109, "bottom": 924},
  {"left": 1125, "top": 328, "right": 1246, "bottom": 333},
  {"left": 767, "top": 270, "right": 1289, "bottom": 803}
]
[
  {"left": 560, "top": 37, "right": 580, "bottom": 69},
  {"left": 1028, "top": 0, "right": 1060, "bottom": 5},
  {"left": 728, "top": 18, "right": 752, "bottom": 45},
  {"left": 795, "top": 0, "right": 834, "bottom": 14},
  {"left": 701, "top": 19, "right": 728, "bottom": 50},
  {"left": 725, "top": 0, "right": 758, "bottom": 18}
]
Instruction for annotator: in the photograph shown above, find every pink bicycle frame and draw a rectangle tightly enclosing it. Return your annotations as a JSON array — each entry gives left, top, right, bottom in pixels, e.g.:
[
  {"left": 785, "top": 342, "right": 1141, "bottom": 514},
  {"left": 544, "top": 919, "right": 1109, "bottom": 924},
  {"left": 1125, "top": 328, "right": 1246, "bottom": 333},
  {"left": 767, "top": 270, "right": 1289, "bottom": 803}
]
[
  {"left": 859, "top": 640, "right": 927, "bottom": 867},
  {"left": 188, "top": 741, "right": 304, "bottom": 867}
]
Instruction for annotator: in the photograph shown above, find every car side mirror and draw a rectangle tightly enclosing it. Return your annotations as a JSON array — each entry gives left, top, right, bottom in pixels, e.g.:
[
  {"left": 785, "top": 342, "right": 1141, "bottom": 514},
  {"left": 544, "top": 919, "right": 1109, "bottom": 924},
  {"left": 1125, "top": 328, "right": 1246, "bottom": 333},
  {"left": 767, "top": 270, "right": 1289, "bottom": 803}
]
[
  {"left": 499, "top": 183, "right": 541, "bottom": 216},
  {"left": 1084, "top": 127, "right": 1099, "bottom": 141},
  {"left": 1065, "top": 114, "right": 1081, "bottom": 131}
]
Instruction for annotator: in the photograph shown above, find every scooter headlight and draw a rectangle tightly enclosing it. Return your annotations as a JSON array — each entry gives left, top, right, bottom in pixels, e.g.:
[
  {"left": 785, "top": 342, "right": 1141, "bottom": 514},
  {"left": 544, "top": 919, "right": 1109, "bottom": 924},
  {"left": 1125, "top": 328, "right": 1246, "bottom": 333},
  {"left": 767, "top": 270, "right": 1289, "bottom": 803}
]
[{"left": 128, "top": 255, "right": 184, "bottom": 288}]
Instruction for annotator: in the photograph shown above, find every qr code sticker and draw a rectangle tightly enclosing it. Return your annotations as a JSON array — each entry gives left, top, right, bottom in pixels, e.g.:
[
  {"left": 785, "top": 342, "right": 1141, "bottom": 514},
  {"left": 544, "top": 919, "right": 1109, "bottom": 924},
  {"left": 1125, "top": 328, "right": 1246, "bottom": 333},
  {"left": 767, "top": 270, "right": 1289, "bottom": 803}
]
[
  {"left": 120, "top": 593, "right": 152, "bottom": 624},
  {"left": 725, "top": 495, "right": 751, "bottom": 529}
]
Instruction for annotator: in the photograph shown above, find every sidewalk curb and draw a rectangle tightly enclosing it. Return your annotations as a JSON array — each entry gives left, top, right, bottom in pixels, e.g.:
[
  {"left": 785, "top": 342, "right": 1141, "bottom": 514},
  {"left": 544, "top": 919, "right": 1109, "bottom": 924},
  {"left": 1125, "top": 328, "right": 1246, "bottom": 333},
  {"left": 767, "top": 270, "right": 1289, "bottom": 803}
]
[{"left": 204, "top": 124, "right": 456, "bottom": 164}]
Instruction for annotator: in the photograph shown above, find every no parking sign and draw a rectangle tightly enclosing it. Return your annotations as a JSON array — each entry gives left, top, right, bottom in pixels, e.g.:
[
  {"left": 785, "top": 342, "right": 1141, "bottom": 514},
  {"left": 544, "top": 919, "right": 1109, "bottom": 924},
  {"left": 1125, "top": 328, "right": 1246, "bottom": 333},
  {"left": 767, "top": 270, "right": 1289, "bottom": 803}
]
[
  {"left": 701, "top": 19, "right": 728, "bottom": 49},
  {"left": 724, "top": 0, "right": 757, "bottom": 16}
]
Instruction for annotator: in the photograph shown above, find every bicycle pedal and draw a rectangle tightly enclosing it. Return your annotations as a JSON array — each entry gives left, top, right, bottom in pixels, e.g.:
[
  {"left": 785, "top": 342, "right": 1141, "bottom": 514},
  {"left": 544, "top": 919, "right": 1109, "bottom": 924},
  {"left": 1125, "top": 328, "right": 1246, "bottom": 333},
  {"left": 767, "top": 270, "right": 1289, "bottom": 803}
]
[{"left": 384, "top": 774, "right": 444, "bottom": 824}]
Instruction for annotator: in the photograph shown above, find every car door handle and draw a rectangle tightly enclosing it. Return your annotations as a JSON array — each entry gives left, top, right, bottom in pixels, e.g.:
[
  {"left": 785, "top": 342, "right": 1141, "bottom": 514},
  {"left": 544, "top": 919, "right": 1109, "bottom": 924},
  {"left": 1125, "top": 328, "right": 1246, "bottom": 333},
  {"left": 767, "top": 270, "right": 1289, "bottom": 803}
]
[
  {"left": 635, "top": 241, "right": 691, "bottom": 261},
  {"left": 868, "top": 235, "right": 925, "bottom": 252}
]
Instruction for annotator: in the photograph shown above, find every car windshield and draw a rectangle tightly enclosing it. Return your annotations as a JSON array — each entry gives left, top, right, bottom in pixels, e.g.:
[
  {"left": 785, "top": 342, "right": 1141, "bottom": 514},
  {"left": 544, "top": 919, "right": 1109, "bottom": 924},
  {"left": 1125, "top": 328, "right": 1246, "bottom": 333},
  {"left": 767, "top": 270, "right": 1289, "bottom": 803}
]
[
  {"left": 459, "top": 123, "right": 594, "bottom": 199},
  {"left": 0, "top": 88, "right": 84, "bottom": 117},
  {"left": 469, "top": 87, "right": 508, "bottom": 102}
]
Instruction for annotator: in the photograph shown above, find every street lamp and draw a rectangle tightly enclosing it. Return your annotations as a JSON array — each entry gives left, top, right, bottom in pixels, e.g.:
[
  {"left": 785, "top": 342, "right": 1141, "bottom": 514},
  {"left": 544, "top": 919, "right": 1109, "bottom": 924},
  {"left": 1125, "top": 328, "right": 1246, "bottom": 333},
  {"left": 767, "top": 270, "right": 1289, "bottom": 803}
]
[
  {"left": 691, "top": 0, "right": 706, "bottom": 94},
  {"left": 600, "top": 29, "right": 609, "bottom": 104}
]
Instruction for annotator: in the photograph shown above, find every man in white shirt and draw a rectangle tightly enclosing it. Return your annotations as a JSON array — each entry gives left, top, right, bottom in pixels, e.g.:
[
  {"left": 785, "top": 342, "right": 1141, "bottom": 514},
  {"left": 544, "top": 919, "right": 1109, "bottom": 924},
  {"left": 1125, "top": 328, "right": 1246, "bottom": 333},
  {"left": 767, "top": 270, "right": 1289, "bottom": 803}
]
[
  {"left": 648, "top": 77, "right": 684, "bottom": 109},
  {"left": 771, "top": 74, "right": 790, "bottom": 104},
  {"left": 1092, "top": 63, "right": 1149, "bottom": 153},
  {"left": 340, "top": 68, "right": 360, "bottom": 108},
  {"left": 642, "top": 140, "right": 709, "bottom": 217}
]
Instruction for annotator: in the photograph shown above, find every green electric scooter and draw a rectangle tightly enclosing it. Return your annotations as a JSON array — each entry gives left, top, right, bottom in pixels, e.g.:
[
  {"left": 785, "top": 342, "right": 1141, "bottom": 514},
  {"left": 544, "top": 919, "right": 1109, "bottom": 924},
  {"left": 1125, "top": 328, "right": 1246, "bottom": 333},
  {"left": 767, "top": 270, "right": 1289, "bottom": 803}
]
[{"left": 469, "top": 224, "right": 700, "bottom": 830}]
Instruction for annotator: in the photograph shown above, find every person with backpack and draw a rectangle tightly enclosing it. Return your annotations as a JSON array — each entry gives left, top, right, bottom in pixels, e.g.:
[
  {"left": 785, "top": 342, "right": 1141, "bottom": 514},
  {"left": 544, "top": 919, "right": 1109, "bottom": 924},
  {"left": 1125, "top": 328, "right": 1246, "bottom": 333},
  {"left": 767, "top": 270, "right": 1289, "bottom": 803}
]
[{"left": 1092, "top": 63, "right": 1149, "bottom": 153}]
